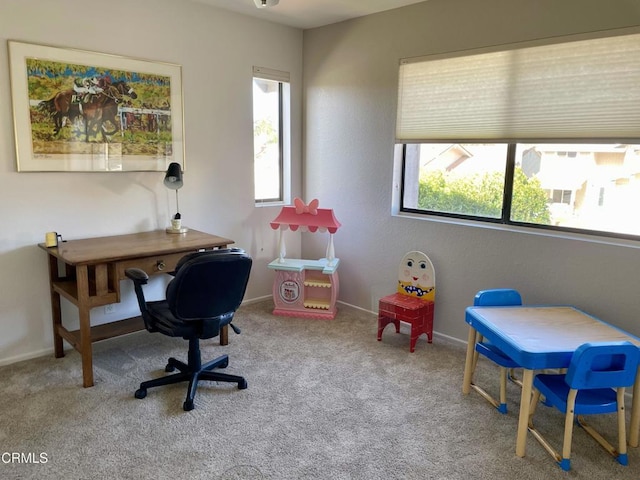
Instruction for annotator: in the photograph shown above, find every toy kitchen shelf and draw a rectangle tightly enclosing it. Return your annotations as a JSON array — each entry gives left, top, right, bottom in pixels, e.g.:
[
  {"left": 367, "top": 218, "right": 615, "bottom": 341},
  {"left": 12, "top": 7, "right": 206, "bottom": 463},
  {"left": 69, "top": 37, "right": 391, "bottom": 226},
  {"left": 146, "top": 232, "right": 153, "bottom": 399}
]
[{"left": 268, "top": 199, "right": 341, "bottom": 320}]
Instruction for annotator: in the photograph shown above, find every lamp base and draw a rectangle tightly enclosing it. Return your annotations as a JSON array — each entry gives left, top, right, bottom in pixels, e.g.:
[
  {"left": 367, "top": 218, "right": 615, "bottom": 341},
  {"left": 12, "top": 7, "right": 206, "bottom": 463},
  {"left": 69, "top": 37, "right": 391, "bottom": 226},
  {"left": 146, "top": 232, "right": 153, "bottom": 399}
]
[{"left": 166, "top": 226, "right": 188, "bottom": 234}]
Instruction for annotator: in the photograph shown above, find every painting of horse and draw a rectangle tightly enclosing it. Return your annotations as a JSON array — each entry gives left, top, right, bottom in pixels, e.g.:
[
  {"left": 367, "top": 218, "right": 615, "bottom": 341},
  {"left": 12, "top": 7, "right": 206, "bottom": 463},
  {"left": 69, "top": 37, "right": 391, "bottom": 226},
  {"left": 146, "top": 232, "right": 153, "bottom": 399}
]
[
  {"left": 38, "top": 89, "right": 81, "bottom": 135},
  {"left": 9, "top": 40, "right": 184, "bottom": 171},
  {"left": 39, "top": 81, "right": 138, "bottom": 141}
]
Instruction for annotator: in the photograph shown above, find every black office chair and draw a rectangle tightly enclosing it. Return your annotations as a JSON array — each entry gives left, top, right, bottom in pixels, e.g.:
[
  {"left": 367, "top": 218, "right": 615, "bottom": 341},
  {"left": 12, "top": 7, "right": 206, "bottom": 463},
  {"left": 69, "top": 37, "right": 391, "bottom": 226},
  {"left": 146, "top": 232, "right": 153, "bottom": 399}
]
[{"left": 125, "top": 249, "right": 252, "bottom": 411}]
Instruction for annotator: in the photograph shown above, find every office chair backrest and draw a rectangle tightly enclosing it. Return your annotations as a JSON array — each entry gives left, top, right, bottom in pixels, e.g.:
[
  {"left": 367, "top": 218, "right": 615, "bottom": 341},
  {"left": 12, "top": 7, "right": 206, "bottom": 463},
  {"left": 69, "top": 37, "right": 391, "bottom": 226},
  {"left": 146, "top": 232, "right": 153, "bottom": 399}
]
[
  {"left": 565, "top": 341, "right": 640, "bottom": 390},
  {"left": 166, "top": 249, "right": 252, "bottom": 321},
  {"left": 474, "top": 289, "right": 522, "bottom": 307}
]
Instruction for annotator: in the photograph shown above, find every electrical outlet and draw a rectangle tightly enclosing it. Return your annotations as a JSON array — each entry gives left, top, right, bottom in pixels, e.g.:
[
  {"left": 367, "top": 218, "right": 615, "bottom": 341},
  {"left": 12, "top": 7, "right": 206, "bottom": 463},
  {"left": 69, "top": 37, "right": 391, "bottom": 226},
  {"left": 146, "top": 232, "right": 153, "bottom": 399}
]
[{"left": 104, "top": 304, "right": 116, "bottom": 315}]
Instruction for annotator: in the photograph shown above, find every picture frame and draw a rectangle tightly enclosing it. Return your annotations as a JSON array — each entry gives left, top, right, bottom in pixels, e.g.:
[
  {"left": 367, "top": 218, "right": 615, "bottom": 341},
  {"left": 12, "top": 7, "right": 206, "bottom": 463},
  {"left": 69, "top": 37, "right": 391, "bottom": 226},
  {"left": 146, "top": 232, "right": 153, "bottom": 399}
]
[{"left": 8, "top": 41, "right": 185, "bottom": 172}]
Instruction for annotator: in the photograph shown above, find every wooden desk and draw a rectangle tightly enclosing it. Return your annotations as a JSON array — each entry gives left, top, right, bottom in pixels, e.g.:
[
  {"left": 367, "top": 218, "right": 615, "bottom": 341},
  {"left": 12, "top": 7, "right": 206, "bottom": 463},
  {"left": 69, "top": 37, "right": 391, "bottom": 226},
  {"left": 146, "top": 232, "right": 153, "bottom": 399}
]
[
  {"left": 39, "top": 230, "right": 234, "bottom": 387},
  {"left": 461, "top": 305, "right": 640, "bottom": 457}
]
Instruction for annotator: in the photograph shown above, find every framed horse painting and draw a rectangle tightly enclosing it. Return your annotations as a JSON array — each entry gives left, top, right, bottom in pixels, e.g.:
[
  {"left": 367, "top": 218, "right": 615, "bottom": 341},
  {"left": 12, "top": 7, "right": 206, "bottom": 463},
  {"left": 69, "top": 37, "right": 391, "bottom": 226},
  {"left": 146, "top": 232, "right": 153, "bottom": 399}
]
[{"left": 8, "top": 41, "right": 184, "bottom": 172}]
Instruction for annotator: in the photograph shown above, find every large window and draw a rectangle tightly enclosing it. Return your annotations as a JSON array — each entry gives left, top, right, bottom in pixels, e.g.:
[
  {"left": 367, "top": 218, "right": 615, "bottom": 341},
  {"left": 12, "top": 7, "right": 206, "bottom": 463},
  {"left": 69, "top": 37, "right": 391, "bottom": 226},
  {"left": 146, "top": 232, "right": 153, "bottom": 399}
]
[
  {"left": 396, "top": 29, "right": 640, "bottom": 240},
  {"left": 253, "top": 67, "right": 290, "bottom": 204},
  {"left": 401, "top": 143, "right": 640, "bottom": 238}
]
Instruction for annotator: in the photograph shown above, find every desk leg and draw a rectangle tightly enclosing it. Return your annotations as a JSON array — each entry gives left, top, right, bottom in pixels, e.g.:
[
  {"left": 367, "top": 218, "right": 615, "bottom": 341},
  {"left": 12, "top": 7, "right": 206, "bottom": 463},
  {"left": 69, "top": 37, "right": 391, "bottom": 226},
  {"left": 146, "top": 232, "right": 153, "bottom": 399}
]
[
  {"left": 629, "top": 367, "right": 640, "bottom": 447},
  {"left": 516, "top": 369, "right": 534, "bottom": 457},
  {"left": 77, "top": 266, "right": 94, "bottom": 388},
  {"left": 462, "top": 326, "right": 477, "bottom": 394},
  {"left": 51, "top": 291, "right": 64, "bottom": 358},
  {"left": 46, "top": 254, "right": 64, "bottom": 358}
]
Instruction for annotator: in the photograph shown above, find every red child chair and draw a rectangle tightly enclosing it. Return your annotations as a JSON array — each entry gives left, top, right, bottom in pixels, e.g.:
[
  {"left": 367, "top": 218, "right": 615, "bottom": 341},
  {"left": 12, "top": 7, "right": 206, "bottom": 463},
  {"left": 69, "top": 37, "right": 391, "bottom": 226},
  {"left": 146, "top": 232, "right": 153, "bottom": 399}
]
[{"left": 377, "top": 251, "right": 435, "bottom": 352}]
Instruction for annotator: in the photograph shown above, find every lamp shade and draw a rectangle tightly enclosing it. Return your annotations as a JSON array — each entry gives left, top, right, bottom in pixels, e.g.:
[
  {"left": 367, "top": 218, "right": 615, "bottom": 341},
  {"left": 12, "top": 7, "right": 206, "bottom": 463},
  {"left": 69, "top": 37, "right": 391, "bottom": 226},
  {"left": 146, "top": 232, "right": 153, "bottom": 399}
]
[
  {"left": 254, "top": 0, "right": 279, "bottom": 7},
  {"left": 164, "top": 162, "right": 183, "bottom": 190}
]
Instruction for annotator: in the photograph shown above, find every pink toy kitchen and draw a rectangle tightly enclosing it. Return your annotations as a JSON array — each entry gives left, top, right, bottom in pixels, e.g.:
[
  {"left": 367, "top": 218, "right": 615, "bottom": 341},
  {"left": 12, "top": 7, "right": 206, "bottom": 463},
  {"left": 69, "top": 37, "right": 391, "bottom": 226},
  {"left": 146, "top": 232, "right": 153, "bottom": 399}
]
[{"left": 268, "top": 199, "right": 341, "bottom": 319}]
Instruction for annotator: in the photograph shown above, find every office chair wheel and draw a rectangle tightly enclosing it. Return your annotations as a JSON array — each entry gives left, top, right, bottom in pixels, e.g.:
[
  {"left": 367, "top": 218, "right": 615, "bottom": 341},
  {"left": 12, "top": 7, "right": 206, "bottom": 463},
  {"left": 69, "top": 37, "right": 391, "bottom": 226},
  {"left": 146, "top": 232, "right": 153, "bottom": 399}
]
[
  {"left": 134, "top": 388, "right": 147, "bottom": 399},
  {"left": 239, "top": 379, "right": 248, "bottom": 389},
  {"left": 183, "top": 400, "right": 195, "bottom": 411},
  {"left": 165, "top": 364, "right": 176, "bottom": 372}
]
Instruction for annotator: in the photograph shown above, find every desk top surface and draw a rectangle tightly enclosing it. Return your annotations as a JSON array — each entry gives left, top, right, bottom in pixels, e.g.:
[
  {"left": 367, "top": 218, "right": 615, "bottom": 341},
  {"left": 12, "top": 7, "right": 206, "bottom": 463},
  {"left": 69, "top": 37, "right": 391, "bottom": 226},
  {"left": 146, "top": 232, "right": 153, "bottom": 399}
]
[
  {"left": 466, "top": 305, "right": 640, "bottom": 368},
  {"left": 38, "top": 229, "right": 234, "bottom": 265}
]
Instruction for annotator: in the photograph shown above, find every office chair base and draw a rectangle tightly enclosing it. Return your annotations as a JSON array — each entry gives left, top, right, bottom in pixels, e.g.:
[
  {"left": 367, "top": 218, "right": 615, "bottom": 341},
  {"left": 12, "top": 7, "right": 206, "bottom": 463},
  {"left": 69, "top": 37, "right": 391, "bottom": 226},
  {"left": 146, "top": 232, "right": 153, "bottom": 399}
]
[{"left": 134, "top": 353, "right": 247, "bottom": 411}]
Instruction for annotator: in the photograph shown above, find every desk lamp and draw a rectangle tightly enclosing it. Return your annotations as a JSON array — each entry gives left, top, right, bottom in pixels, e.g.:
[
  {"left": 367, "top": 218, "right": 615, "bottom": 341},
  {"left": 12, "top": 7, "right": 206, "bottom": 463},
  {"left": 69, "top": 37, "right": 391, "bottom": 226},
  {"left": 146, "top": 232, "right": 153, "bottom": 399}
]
[{"left": 164, "top": 162, "right": 188, "bottom": 234}]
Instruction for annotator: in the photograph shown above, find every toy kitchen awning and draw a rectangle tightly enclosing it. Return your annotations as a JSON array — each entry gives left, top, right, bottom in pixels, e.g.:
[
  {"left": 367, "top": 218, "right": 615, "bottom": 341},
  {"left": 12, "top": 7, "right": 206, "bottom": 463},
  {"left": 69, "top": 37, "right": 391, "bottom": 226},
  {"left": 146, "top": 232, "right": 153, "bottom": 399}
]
[
  {"left": 270, "top": 198, "right": 341, "bottom": 263},
  {"left": 269, "top": 198, "right": 341, "bottom": 233}
]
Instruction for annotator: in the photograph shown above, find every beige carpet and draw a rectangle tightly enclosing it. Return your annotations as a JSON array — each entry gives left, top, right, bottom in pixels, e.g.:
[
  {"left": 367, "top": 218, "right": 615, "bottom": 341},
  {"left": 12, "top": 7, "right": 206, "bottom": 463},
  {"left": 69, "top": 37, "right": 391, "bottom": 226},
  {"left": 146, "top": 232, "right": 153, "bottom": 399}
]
[{"left": 1, "top": 300, "right": 639, "bottom": 479}]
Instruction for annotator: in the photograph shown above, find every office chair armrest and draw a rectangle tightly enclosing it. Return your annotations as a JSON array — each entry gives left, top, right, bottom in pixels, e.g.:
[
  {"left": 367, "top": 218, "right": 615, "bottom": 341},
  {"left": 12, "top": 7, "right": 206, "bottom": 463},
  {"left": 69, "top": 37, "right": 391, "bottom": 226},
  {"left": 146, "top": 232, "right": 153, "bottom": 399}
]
[
  {"left": 125, "top": 268, "right": 151, "bottom": 321},
  {"left": 125, "top": 268, "right": 149, "bottom": 284}
]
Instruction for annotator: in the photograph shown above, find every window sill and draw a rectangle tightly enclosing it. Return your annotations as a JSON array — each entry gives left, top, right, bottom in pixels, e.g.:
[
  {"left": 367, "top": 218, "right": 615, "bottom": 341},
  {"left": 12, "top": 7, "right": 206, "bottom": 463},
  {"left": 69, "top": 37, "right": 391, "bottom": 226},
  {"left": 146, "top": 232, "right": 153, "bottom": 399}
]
[{"left": 255, "top": 200, "right": 286, "bottom": 208}]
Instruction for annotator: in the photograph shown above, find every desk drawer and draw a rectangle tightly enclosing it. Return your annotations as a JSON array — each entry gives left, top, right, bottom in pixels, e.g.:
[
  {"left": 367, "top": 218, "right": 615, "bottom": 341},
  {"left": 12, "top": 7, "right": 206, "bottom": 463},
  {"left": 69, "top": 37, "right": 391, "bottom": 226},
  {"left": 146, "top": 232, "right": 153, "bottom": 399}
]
[{"left": 116, "top": 252, "right": 187, "bottom": 278}]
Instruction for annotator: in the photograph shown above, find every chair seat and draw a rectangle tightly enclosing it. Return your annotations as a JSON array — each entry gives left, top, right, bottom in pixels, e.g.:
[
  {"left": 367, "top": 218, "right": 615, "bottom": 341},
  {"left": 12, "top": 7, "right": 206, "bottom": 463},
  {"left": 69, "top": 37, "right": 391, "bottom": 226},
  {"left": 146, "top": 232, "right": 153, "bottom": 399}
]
[
  {"left": 475, "top": 342, "right": 520, "bottom": 369},
  {"left": 378, "top": 293, "right": 434, "bottom": 352},
  {"left": 147, "top": 301, "right": 233, "bottom": 340},
  {"left": 146, "top": 301, "right": 194, "bottom": 338},
  {"left": 379, "top": 293, "right": 433, "bottom": 317},
  {"left": 534, "top": 374, "right": 619, "bottom": 415}
]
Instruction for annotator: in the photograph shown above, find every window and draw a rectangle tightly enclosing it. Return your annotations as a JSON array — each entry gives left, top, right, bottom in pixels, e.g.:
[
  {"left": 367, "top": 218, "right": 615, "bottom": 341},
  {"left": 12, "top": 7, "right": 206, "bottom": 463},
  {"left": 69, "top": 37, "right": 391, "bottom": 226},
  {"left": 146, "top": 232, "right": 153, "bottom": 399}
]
[
  {"left": 253, "top": 66, "right": 290, "bottom": 204},
  {"left": 396, "top": 29, "right": 640, "bottom": 240},
  {"left": 548, "top": 190, "right": 571, "bottom": 205},
  {"left": 401, "top": 143, "right": 640, "bottom": 237}
]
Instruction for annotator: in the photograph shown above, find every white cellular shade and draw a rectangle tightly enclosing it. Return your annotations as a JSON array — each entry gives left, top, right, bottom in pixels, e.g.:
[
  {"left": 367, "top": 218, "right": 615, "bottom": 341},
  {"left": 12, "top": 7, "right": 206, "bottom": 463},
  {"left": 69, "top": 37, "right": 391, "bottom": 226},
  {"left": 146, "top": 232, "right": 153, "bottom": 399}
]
[{"left": 396, "top": 31, "right": 640, "bottom": 143}]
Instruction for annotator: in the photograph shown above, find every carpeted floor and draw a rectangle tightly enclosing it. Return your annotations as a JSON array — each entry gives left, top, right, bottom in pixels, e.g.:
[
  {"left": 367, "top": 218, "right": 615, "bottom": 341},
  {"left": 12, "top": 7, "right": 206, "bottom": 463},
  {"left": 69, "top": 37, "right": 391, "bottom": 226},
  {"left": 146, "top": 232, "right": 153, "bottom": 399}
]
[{"left": 1, "top": 300, "right": 639, "bottom": 479}]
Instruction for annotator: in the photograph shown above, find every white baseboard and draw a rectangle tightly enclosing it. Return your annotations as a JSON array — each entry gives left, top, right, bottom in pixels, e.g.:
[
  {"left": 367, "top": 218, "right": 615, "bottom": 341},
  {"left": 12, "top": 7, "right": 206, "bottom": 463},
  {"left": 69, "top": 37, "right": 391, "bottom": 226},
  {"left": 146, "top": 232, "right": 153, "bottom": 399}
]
[
  {"left": 0, "top": 348, "right": 53, "bottom": 367},
  {"left": 241, "top": 295, "right": 273, "bottom": 305}
]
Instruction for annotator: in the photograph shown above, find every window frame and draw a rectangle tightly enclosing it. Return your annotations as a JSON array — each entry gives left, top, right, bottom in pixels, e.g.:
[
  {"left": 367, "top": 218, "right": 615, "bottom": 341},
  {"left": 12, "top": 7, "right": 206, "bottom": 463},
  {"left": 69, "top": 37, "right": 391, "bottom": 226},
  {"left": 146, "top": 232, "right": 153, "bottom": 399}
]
[
  {"left": 398, "top": 143, "right": 640, "bottom": 243},
  {"left": 253, "top": 67, "right": 291, "bottom": 206}
]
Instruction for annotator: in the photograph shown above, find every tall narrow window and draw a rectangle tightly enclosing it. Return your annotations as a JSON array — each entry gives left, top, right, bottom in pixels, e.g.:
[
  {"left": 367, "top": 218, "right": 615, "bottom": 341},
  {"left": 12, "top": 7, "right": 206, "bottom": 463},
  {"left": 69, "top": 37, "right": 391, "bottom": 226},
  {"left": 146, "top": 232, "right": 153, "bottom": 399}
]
[{"left": 253, "top": 66, "right": 290, "bottom": 204}]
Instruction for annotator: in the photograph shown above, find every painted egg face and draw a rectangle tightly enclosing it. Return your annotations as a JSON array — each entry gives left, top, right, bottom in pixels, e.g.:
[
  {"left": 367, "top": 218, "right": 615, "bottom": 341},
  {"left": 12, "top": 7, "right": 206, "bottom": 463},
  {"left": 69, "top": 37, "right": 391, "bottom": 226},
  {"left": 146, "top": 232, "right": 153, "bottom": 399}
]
[
  {"left": 399, "top": 251, "right": 432, "bottom": 286},
  {"left": 397, "top": 251, "right": 435, "bottom": 300}
]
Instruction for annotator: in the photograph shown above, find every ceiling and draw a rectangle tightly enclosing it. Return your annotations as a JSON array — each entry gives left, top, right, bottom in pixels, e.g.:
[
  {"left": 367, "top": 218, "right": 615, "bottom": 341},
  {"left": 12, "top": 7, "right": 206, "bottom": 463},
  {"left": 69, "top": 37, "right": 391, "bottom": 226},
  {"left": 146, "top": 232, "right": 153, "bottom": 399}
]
[{"left": 187, "top": 0, "right": 428, "bottom": 29}]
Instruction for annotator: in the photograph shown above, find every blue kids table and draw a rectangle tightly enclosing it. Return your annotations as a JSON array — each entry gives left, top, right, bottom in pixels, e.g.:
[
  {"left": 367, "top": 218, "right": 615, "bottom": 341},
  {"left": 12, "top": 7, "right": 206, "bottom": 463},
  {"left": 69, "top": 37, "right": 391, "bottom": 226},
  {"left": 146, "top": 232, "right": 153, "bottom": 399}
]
[{"left": 462, "top": 305, "right": 640, "bottom": 457}]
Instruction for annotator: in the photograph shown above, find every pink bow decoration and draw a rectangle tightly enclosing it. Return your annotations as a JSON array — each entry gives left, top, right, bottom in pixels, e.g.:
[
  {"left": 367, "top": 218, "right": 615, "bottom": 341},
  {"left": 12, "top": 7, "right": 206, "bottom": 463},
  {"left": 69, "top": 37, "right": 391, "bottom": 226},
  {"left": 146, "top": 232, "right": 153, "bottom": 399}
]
[{"left": 294, "top": 198, "right": 319, "bottom": 215}]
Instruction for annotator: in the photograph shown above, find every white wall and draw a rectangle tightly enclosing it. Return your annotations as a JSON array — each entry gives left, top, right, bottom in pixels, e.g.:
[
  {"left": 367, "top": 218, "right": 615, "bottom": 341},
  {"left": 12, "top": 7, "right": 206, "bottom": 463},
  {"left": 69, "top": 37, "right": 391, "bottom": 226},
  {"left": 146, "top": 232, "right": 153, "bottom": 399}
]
[
  {"left": 0, "top": 0, "right": 303, "bottom": 364},
  {"left": 303, "top": 0, "right": 640, "bottom": 342}
]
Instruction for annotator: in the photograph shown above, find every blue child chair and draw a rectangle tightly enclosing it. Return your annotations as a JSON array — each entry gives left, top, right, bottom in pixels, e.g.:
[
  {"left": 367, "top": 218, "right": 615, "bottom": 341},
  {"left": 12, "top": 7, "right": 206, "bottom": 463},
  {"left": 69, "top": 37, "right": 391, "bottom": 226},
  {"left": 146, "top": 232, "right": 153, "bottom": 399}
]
[
  {"left": 527, "top": 341, "right": 640, "bottom": 471},
  {"left": 470, "top": 289, "right": 523, "bottom": 414}
]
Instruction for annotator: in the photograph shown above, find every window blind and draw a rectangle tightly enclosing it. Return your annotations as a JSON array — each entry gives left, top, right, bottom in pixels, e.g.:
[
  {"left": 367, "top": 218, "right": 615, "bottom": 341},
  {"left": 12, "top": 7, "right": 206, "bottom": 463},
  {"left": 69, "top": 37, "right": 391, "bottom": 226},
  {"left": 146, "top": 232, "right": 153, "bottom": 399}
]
[{"left": 396, "top": 30, "right": 640, "bottom": 143}]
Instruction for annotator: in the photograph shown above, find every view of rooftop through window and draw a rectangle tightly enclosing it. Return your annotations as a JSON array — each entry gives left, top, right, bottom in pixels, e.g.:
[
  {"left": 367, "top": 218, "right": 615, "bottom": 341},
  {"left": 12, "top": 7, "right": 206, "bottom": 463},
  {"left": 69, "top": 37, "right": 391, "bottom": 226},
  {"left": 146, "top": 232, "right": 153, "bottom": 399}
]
[{"left": 402, "top": 143, "right": 640, "bottom": 238}]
